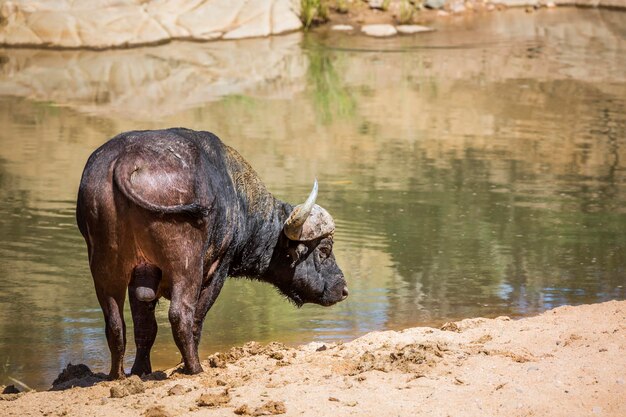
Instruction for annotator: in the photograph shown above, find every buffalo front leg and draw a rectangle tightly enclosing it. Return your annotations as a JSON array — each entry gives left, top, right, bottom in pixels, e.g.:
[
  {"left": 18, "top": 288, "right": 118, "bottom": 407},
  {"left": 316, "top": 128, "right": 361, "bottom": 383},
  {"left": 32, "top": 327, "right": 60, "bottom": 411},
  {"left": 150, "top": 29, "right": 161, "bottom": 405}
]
[
  {"left": 168, "top": 269, "right": 203, "bottom": 374},
  {"left": 129, "top": 293, "right": 158, "bottom": 376}
]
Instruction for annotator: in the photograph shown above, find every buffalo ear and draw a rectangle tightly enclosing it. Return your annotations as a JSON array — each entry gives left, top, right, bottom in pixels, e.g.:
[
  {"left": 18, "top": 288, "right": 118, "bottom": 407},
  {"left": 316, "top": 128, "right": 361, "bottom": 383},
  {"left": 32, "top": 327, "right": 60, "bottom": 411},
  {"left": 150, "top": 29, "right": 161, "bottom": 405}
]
[{"left": 289, "top": 244, "right": 308, "bottom": 268}]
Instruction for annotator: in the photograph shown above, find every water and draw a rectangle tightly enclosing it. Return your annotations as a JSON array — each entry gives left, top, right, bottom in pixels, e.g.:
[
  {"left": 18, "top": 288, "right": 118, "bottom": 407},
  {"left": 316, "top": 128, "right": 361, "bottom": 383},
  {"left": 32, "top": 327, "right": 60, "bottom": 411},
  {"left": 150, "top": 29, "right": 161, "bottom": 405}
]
[{"left": 0, "top": 8, "right": 625, "bottom": 390}]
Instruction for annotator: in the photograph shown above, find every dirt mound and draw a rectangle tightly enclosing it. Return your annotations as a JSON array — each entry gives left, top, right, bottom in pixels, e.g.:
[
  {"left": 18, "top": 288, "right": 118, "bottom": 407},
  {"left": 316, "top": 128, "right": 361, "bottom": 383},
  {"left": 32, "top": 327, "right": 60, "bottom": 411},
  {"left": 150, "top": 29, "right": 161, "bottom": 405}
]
[
  {"left": 196, "top": 389, "right": 230, "bottom": 408},
  {"left": 235, "top": 400, "right": 287, "bottom": 416},
  {"left": 143, "top": 405, "right": 171, "bottom": 417},
  {"left": 0, "top": 385, "right": 23, "bottom": 402},
  {"left": 207, "top": 341, "right": 288, "bottom": 368},
  {"left": 1, "top": 385, "right": 20, "bottom": 394},
  {"left": 252, "top": 400, "right": 286, "bottom": 415},
  {"left": 51, "top": 363, "right": 106, "bottom": 391},
  {"left": 350, "top": 342, "right": 447, "bottom": 375},
  {"left": 110, "top": 375, "right": 145, "bottom": 398}
]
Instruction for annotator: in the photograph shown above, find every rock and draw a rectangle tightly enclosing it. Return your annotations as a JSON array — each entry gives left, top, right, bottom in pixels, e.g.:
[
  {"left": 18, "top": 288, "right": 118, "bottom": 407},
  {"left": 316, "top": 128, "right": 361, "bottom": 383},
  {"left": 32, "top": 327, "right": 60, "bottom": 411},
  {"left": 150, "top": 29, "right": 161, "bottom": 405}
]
[
  {"left": 361, "top": 24, "right": 397, "bottom": 37},
  {"left": 368, "top": 0, "right": 387, "bottom": 9},
  {"left": 396, "top": 25, "right": 434, "bottom": 34},
  {"left": 0, "top": 0, "right": 302, "bottom": 48},
  {"left": 331, "top": 24, "right": 354, "bottom": 31},
  {"left": 450, "top": 1, "right": 467, "bottom": 13},
  {"left": 424, "top": 0, "right": 447, "bottom": 9},
  {"left": 490, "top": 0, "right": 540, "bottom": 6}
]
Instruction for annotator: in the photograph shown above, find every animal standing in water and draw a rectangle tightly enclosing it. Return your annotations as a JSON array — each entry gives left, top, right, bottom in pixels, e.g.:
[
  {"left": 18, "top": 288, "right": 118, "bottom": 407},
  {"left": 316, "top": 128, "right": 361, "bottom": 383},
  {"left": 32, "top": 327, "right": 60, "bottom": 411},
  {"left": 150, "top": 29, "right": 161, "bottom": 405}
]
[{"left": 76, "top": 128, "right": 348, "bottom": 378}]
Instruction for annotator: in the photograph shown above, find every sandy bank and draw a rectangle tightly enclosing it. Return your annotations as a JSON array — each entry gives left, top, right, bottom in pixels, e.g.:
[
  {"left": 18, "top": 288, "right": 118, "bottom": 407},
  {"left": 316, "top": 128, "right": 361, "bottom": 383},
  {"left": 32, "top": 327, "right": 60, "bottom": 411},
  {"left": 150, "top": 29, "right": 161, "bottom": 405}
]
[{"left": 1, "top": 300, "right": 625, "bottom": 416}]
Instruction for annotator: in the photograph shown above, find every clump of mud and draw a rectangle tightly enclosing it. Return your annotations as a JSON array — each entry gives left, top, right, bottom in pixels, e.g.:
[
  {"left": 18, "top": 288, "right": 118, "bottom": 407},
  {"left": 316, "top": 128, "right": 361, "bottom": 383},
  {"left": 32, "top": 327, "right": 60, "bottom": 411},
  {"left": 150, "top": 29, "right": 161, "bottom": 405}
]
[
  {"left": 350, "top": 342, "right": 447, "bottom": 375},
  {"left": 110, "top": 375, "right": 145, "bottom": 398},
  {"left": 51, "top": 363, "right": 106, "bottom": 391},
  {"left": 440, "top": 322, "right": 461, "bottom": 332},
  {"left": 207, "top": 341, "right": 288, "bottom": 368},
  {"left": 255, "top": 400, "right": 287, "bottom": 415},
  {"left": 196, "top": 389, "right": 230, "bottom": 408},
  {"left": 233, "top": 400, "right": 287, "bottom": 415},
  {"left": 0, "top": 384, "right": 23, "bottom": 401},
  {"left": 234, "top": 404, "right": 252, "bottom": 415},
  {"left": 143, "top": 405, "right": 172, "bottom": 417},
  {"left": 1, "top": 385, "right": 20, "bottom": 394},
  {"left": 167, "top": 384, "right": 190, "bottom": 396}
]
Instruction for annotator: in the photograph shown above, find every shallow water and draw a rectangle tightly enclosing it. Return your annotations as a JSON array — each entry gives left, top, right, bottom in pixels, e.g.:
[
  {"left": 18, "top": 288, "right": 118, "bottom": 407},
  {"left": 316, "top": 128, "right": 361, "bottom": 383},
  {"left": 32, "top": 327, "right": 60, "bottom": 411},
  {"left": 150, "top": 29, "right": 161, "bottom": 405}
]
[{"left": 0, "top": 8, "right": 625, "bottom": 390}]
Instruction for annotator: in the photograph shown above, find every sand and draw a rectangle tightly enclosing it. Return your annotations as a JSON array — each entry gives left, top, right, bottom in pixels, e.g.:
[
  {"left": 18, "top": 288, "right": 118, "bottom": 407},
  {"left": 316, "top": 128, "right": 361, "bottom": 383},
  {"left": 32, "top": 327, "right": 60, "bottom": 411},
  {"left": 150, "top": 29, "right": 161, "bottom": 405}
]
[{"left": 1, "top": 300, "right": 625, "bottom": 417}]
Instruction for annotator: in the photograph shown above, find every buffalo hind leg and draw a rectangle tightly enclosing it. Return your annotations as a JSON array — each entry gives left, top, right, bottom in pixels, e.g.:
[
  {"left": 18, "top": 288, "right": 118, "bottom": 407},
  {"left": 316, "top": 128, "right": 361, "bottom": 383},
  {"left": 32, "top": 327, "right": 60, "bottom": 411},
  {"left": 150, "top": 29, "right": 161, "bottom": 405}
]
[
  {"left": 95, "top": 285, "right": 127, "bottom": 379},
  {"left": 168, "top": 269, "right": 203, "bottom": 374},
  {"left": 129, "top": 265, "right": 160, "bottom": 376}
]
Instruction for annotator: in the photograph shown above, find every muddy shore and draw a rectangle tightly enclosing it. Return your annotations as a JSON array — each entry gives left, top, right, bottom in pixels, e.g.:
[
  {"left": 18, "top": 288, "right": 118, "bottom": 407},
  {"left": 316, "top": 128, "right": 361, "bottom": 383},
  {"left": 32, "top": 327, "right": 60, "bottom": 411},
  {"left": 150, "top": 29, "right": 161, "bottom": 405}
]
[{"left": 1, "top": 300, "right": 624, "bottom": 416}]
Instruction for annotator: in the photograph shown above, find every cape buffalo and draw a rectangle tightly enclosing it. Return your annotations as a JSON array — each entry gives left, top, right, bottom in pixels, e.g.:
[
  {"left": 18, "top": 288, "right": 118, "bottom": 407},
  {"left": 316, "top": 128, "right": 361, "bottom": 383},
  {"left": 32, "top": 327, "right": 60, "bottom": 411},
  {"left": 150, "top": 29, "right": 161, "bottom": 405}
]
[{"left": 76, "top": 128, "right": 348, "bottom": 378}]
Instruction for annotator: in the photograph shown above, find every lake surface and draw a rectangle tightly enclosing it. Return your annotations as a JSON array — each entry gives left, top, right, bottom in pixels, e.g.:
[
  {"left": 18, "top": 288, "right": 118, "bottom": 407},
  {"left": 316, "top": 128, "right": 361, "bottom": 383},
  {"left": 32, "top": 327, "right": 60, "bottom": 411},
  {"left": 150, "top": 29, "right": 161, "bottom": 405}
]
[{"left": 0, "top": 8, "right": 624, "bottom": 390}]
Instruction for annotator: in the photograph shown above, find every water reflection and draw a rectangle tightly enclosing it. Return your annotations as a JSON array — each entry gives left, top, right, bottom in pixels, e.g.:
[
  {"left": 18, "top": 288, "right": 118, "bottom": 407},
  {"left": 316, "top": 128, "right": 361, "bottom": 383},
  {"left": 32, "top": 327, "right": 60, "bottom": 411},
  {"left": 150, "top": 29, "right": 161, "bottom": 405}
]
[{"left": 0, "top": 8, "right": 625, "bottom": 390}]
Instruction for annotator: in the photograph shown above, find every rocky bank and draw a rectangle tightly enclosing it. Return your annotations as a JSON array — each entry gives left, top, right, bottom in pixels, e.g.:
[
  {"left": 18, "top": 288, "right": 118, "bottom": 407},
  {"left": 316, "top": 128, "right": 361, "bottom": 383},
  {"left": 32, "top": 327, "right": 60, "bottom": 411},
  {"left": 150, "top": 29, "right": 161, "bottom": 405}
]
[
  {"left": 0, "top": 0, "right": 302, "bottom": 48},
  {"left": 1, "top": 300, "right": 625, "bottom": 416},
  {"left": 1, "top": 0, "right": 626, "bottom": 48}
]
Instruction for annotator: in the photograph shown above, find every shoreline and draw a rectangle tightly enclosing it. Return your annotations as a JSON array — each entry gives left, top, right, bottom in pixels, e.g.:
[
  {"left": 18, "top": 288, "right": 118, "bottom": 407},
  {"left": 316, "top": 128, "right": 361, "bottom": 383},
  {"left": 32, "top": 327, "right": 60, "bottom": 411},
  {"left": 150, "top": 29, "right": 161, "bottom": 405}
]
[
  {"left": 2, "top": 300, "right": 625, "bottom": 416},
  {"left": 313, "top": 0, "right": 626, "bottom": 38}
]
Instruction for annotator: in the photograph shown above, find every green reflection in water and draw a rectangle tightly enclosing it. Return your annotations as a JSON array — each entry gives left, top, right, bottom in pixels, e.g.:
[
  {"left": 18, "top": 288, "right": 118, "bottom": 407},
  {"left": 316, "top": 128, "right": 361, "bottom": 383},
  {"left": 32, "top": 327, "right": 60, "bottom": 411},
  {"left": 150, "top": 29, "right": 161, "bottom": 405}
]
[
  {"left": 304, "top": 36, "right": 356, "bottom": 124},
  {"left": 0, "top": 8, "right": 625, "bottom": 390}
]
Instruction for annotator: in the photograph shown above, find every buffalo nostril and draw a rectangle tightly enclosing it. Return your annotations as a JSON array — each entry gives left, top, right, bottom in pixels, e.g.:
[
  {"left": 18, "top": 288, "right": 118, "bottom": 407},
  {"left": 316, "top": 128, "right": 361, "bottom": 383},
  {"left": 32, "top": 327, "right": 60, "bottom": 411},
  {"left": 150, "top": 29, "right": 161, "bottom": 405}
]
[{"left": 341, "top": 286, "right": 349, "bottom": 300}]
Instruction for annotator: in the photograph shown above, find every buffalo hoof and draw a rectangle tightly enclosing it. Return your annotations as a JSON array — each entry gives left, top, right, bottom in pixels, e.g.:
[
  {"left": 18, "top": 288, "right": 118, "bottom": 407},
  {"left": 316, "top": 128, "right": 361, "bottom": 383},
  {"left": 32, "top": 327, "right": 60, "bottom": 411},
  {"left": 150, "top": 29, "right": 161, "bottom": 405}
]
[
  {"left": 130, "top": 362, "right": 152, "bottom": 377},
  {"left": 108, "top": 371, "right": 126, "bottom": 381},
  {"left": 184, "top": 364, "right": 204, "bottom": 375}
]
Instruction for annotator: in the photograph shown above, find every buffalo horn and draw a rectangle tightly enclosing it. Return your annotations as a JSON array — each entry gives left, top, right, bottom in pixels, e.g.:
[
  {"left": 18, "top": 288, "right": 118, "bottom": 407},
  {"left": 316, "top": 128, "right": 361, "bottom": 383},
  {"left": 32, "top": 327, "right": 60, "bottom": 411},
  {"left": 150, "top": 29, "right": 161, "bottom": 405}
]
[{"left": 284, "top": 179, "right": 318, "bottom": 240}]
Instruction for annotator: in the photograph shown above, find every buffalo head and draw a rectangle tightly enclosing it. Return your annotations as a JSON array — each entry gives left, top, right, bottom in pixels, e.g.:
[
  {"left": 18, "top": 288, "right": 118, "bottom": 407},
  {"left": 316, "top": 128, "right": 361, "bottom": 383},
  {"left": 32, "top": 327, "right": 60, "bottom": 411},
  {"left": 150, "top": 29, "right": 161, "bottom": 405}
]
[{"left": 270, "top": 180, "right": 348, "bottom": 307}]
